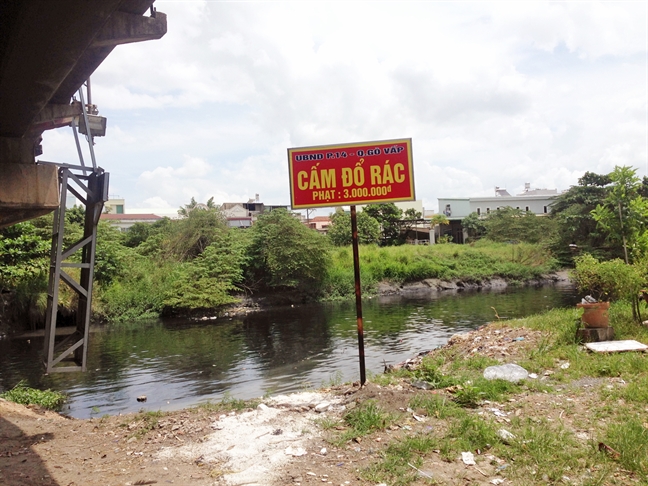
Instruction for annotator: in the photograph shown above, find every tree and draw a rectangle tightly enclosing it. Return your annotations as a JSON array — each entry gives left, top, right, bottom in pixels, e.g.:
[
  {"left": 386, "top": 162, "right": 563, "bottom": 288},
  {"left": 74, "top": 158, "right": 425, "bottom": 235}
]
[
  {"left": 404, "top": 208, "right": 422, "bottom": 220},
  {"left": 246, "top": 209, "right": 329, "bottom": 291},
  {"left": 122, "top": 222, "right": 153, "bottom": 248},
  {"left": 481, "top": 207, "right": 556, "bottom": 244},
  {"left": 164, "top": 200, "right": 229, "bottom": 260},
  {"left": 591, "top": 166, "right": 648, "bottom": 263},
  {"left": 162, "top": 232, "right": 248, "bottom": 311},
  {"left": 327, "top": 209, "right": 381, "bottom": 246},
  {"left": 177, "top": 196, "right": 217, "bottom": 218},
  {"left": 428, "top": 214, "right": 450, "bottom": 243},
  {"left": 94, "top": 221, "right": 131, "bottom": 286},
  {"left": 364, "top": 203, "right": 403, "bottom": 245},
  {"left": 134, "top": 218, "right": 172, "bottom": 256},
  {"left": 549, "top": 171, "right": 611, "bottom": 265},
  {"left": 461, "top": 212, "right": 486, "bottom": 241}
]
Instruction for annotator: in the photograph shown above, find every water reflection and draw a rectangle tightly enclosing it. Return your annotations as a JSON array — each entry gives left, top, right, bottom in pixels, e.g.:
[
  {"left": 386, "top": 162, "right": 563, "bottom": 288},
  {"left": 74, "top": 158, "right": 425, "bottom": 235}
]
[{"left": 0, "top": 284, "right": 577, "bottom": 418}]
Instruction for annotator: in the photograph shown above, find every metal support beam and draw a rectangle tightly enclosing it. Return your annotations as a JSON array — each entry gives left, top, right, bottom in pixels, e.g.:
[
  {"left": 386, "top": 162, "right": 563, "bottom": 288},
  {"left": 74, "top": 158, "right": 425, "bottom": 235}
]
[{"left": 43, "top": 167, "right": 108, "bottom": 373}]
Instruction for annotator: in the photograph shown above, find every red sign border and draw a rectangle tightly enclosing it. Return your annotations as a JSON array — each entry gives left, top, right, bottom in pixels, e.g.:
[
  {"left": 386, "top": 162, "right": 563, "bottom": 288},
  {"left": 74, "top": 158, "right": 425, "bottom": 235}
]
[{"left": 287, "top": 138, "right": 415, "bottom": 209}]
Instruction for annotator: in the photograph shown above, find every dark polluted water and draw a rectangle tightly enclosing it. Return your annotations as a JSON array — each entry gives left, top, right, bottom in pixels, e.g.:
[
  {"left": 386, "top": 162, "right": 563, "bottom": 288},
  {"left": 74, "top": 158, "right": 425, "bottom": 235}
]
[{"left": 0, "top": 284, "right": 578, "bottom": 418}]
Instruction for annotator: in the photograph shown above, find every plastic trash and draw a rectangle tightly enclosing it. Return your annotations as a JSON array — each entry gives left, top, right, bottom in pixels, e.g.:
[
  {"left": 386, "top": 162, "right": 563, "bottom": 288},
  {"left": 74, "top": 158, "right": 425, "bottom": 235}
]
[
  {"left": 483, "top": 363, "right": 529, "bottom": 383},
  {"left": 315, "top": 401, "right": 331, "bottom": 412},
  {"left": 285, "top": 446, "right": 307, "bottom": 456},
  {"left": 461, "top": 451, "right": 476, "bottom": 465},
  {"left": 497, "top": 428, "right": 516, "bottom": 444}
]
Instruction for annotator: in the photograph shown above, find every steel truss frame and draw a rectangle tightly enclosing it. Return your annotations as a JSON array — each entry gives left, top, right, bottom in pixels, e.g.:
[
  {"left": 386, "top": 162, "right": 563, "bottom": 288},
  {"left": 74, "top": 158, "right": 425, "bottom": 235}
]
[
  {"left": 42, "top": 84, "right": 108, "bottom": 372},
  {"left": 43, "top": 166, "right": 108, "bottom": 372}
]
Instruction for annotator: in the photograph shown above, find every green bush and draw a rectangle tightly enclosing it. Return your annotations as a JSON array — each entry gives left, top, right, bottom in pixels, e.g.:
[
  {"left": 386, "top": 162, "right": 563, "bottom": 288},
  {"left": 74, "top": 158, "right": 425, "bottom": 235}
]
[
  {"left": 98, "top": 257, "right": 172, "bottom": 322},
  {"left": 0, "top": 221, "right": 50, "bottom": 291},
  {"left": 1, "top": 381, "right": 66, "bottom": 411},
  {"left": 246, "top": 209, "right": 330, "bottom": 292},
  {"left": 571, "top": 254, "right": 643, "bottom": 301}
]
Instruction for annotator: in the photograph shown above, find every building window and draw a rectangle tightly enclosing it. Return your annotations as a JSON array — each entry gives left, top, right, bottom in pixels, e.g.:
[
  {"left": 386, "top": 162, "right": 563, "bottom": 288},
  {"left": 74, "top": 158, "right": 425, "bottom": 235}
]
[
  {"left": 516, "top": 206, "right": 520, "bottom": 210},
  {"left": 486, "top": 207, "right": 490, "bottom": 214},
  {"left": 525, "top": 206, "right": 529, "bottom": 212},
  {"left": 476, "top": 208, "right": 481, "bottom": 216},
  {"left": 116, "top": 205, "right": 124, "bottom": 214},
  {"left": 444, "top": 204, "right": 452, "bottom": 217},
  {"left": 543, "top": 206, "right": 548, "bottom": 213}
]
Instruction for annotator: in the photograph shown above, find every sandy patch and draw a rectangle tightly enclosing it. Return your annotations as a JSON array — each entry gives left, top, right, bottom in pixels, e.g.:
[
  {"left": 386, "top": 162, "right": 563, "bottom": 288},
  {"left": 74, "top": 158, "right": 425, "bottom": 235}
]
[{"left": 157, "top": 392, "right": 344, "bottom": 485}]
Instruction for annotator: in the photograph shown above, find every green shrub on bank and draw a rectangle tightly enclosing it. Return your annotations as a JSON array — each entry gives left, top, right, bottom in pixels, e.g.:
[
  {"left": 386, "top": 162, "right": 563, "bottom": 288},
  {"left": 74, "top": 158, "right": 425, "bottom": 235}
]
[
  {"left": 571, "top": 253, "right": 644, "bottom": 302},
  {"left": 322, "top": 242, "right": 558, "bottom": 299},
  {"left": 246, "top": 209, "right": 330, "bottom": 292},
  {"left": 98, "top": 257, "right": 173, "bottom": 322},
  {"left": 0, "top": 381, "right": 66, "bottom": 411}
]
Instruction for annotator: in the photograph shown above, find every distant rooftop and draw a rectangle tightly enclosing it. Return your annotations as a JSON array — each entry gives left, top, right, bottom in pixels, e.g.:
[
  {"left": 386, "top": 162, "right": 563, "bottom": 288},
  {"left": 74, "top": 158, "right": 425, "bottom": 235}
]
[
  {"left": 494, "top": 182, "right": 558, "bottom": 197},
  {"left": 100, "top": 213, "right": 162, "bottom": 221}
]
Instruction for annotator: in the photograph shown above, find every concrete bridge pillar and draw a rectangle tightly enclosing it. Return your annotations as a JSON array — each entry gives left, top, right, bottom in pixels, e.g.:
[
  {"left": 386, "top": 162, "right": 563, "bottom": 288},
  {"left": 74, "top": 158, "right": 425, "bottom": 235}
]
[{"left": 0, "top": 136, "right": 59, "bottom": 228}]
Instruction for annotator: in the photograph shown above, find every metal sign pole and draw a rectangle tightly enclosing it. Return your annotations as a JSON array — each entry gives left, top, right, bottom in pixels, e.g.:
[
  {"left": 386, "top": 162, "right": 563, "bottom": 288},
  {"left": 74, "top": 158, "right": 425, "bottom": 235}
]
[
  {"left": 350, "top": 205, "right": 366, "bottom": 385},
  {"left": 287, "top": 138, "right": 415, "bottom": 386}
]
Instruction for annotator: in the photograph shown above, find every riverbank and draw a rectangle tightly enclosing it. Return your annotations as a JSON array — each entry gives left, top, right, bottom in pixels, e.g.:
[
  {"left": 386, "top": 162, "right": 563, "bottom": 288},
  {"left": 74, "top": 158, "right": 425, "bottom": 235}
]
[
  {"left": 2, "top": 302, "right": 646, "bottom": 485},
  {"left": 201, "top": 270, "right": 573, "bottom": 321},
  {"left": 0, "top": 271, "right": 571, "bottom": 337}
]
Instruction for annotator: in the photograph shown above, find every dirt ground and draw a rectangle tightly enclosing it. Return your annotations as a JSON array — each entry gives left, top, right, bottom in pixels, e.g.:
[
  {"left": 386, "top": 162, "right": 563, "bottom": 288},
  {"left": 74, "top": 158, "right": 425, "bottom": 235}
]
[{"left": 0, "top": 322, "right": 641, "bottom": 486}]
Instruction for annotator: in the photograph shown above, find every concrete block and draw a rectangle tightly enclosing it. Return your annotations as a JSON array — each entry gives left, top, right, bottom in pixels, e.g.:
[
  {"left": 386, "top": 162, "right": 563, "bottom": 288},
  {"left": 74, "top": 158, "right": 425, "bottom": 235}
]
[
  {"left": 0, "top": 163, "right": 59, "bottom": 227},
  {"left": 576, "top": 327, "right": 615, "bottom": 343}
]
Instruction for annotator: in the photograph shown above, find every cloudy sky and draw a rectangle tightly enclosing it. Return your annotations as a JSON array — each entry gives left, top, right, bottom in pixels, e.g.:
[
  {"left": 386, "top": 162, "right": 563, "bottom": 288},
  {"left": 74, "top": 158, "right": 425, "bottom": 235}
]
[{"left": 41, "top": 1, "right": 647, "bottom": 215}]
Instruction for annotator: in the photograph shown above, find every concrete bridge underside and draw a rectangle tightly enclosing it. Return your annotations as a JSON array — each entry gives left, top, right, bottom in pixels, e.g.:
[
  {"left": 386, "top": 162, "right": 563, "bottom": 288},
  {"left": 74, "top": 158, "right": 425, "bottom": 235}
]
[{"left": 0, "top": 0, "right": 166, "bottom": 228}]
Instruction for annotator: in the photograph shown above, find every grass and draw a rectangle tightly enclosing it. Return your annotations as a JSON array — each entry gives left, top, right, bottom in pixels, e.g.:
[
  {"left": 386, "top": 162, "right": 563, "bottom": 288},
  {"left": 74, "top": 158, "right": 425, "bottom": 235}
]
[
  {"left": 196, "top": 393, "right": 260, "bottom": 413},
  {"left": 369, "top": 368, "right": 412, "bottom": 386},
  {"left": 344, "top": 400, "right": 396, "bottom": 435},
  {"left": 444, "top": 414, "right": 499, "bottom": 454},
  {"left": 321, "top": 300, "right": 648, "bottom": 485},
  {"left": 314, "top": 415, "right": 341, "bottom": 430},
  {"left": 363, "top": 435, "right": 438, "bottom": 485},
  {"left": 122, "top": 410, "right": 165, "bottom": 438},
  {"left": 323, "top": 241, "right": 559, "bottom": 299},
  {"left": 501, "top": 418, "right": 587, "bottom": 483},
  {"left": 0, "top": 381, "right": 67, "bottom": 411},
  {"left": 409, "top": 394, "right": 463, "bottom": 420},
  {"left": 333, "top": 400, "right": 398, "bottom": 446},
  {"left": 452, "top": 377, "right": 520, "bottom": 408},
  {"left": 603, "top": 418, "right": 648, "bottom": 477}
]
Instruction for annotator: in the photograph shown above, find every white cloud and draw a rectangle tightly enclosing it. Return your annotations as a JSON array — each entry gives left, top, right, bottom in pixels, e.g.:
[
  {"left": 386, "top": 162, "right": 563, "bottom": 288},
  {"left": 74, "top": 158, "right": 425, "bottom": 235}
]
[
  {"left": 141, "top": 196, "right": 172, "bottom": 209},
  {"left": 39, "top": 1, "right": 647, "bottom": 212}
]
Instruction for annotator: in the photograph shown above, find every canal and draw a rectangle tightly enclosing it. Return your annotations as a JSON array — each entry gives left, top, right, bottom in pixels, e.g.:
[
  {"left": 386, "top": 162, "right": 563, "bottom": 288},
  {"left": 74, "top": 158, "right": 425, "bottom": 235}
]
[{"left": 0, "top": 284, "right": 578, "bottom": 418}]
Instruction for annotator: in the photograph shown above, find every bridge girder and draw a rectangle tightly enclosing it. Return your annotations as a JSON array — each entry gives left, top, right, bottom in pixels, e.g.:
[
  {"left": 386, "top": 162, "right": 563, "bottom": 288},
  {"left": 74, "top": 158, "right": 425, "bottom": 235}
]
[{"left": 0, "top": 0, "right": 166, "bottom": 228}]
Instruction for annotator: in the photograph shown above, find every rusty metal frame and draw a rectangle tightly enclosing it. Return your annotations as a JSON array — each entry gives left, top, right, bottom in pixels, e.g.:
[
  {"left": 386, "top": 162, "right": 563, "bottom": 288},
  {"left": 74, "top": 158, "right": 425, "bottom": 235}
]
[
  {"left": 43, "top": 166, "right": 108, "bottom": 372},
  {"left": 42, "top": 85, "right": 108, "bottom": 372}
]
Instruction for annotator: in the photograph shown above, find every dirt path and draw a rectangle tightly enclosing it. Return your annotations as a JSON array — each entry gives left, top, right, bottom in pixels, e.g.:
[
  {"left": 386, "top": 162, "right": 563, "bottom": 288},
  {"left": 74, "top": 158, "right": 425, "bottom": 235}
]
[{"left": 0, "top": 391, "right": 347, "bottom": 486}]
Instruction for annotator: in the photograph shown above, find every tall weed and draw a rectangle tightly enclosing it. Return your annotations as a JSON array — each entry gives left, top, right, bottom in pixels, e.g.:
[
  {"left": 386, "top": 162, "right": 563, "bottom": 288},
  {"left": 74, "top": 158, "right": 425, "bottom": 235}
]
[{"left": 325, "top": 242, "right": 557, "bottom": 300}]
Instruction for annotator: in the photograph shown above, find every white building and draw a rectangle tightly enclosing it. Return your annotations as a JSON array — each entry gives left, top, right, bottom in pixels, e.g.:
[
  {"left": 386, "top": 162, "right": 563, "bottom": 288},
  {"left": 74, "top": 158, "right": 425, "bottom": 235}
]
[
  {"left": 437, "top": 183, "right": 559, "bottom": 243},
  {"left": 99, "top": 213, "right": 163, "bottom": 232}
]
